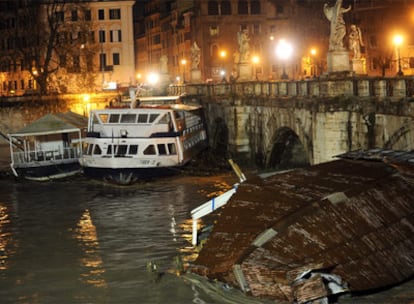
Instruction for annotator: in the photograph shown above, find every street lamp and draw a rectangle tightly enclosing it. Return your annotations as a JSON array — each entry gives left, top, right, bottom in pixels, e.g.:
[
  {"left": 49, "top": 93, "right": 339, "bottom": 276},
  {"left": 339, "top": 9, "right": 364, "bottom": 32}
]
[
  {"left": 310, "top": 48, "right": 317, "bottom": 77},
  {"left": 393, "top": 34, "right": 404, "bottom": 76},
  {"left": 219, "top": 50, "right": 227, "bottom": 81},
  {"left": 147, "top": 72, "right": 159, "bottom": 86},
  {"left": 180, "top": 59, "right": 187, "bottom": 83},
  {"left": 220, "top": 70, "right": 226, "bottom": 82},
  {"left": 252, "top": 55, "right": 260, "bottom": 80},
  {"left": 276, "top": 39, "right": 293, "bottom": 79}
]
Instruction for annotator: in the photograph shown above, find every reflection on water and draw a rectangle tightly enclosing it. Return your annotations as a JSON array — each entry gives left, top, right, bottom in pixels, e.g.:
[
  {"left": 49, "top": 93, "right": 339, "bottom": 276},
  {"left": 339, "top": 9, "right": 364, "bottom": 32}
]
[
  {"left": 73, "top": 209, "right": 106, "bottom": 288},
  {"left": 0, "top": 204, "right": 16, "bottom": 271},
  {"left": 0, "top": 174, "right": 273, "bottom": 304}
]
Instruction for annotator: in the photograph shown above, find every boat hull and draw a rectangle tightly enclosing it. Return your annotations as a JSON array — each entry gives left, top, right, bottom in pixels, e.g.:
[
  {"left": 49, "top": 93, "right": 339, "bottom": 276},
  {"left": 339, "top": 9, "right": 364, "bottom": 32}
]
[
  {"left": 13, "top": 160, "right": 81, "bottom": 181},
  {"left": 82, "top": 166, "right": 180, "bottom": 185}
]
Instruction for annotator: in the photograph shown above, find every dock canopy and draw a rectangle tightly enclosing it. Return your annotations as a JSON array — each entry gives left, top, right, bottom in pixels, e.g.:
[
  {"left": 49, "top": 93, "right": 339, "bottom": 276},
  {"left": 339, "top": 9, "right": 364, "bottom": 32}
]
[{"left": 9, "top": 112, "right": 87, "bottom": 137}]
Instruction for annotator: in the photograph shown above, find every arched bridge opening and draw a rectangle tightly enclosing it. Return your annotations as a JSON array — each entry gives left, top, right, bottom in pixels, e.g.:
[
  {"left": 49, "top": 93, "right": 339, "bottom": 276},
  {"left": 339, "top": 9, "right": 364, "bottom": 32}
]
[{"left": 266, "top": 127, "right": 310, "bottom": 170}]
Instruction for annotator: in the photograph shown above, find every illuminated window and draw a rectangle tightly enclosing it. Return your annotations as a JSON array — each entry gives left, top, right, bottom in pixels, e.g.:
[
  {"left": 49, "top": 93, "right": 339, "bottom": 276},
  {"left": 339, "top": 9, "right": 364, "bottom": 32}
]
[{"left": 109, "top": 9, "right": 121, "bottom": 20}]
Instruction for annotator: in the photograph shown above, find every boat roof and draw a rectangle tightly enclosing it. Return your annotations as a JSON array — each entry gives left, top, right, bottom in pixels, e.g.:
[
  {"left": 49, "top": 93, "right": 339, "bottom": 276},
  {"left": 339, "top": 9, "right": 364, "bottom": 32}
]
[
  {"left": 96, "top": 102, "right": 202, "bottom": 113},
  {"left": 137, "top": 95, "right": 182, "bottom": 103},
  {"left": 9, "top": 111, "right": 88, "bottom": 137}
]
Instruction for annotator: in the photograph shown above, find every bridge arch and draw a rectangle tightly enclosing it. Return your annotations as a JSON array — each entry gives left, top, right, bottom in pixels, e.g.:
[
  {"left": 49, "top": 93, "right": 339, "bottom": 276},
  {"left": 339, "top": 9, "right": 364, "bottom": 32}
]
[{"left": 265, "top": 127, "right": 310, "bottom": 170}]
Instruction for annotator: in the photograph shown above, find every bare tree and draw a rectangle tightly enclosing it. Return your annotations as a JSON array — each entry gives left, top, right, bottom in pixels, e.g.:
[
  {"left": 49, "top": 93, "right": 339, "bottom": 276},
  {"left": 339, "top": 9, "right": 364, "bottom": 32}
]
[{"left": 5, "top": 0, "right": 97, "bottom": 95}]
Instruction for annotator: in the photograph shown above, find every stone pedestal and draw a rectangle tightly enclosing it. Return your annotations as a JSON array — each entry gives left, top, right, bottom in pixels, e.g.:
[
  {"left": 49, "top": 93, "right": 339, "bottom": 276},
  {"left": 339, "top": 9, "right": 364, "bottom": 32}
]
[
  {"left": 327, "top": 50, "right": 351, "bottom": 74},
  {"left": 352, "top": 58, "right": 366, "bottom": 75},
  {"left": 237, "top": 63, "right": 253, "bottom": 81},
  {"left": 191, "top": 69, "right": 202, "bottom": 83}
]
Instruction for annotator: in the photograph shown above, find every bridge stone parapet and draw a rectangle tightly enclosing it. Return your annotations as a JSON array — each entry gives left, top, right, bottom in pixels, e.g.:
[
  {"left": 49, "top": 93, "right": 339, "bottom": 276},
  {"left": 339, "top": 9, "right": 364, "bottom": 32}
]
[
  {"left": 177, "top": 77, "right": 414, "bottom": 169},
  {"left": 175, "top": 77, "right": 414, "bottom": 101}
]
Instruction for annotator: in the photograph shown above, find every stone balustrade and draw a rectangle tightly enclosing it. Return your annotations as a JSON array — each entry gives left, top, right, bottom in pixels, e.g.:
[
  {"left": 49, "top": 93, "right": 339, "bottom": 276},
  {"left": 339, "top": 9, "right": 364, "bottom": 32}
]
[{"left": 168, "top": 77, "right": 414, "bottom": 100}]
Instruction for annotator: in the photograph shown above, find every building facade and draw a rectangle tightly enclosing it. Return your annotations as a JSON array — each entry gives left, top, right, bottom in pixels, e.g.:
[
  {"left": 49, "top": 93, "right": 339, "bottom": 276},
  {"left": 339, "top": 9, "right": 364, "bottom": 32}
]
[
  {"left": 135, "top": 0, "right": 414, "bottom": 84},
  {"left": 0, "top": 0, "right": 136, "bottom": 96}
]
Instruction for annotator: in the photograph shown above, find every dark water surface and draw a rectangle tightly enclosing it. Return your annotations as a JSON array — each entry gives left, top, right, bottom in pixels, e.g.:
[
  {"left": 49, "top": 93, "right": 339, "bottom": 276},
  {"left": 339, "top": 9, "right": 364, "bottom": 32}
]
[
  {"left": 0, "top": 174, "right": 257, "bottom": 304},
  {"left": 1, "top": 174, "right": 413, "bottom": 304}
]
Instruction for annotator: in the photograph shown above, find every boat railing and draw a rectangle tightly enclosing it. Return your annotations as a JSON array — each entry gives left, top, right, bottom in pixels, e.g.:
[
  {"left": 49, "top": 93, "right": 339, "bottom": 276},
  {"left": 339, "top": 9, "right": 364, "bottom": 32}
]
[{"left": 13, "top": 147, "right": 80, "bottom": 164}]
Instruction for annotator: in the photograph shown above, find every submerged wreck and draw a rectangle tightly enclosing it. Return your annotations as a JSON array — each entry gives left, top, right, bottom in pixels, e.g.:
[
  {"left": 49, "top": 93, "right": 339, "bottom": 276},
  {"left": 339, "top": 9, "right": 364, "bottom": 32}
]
[{"left": 190, "top": 150, "right": 414, "bottom": 303}]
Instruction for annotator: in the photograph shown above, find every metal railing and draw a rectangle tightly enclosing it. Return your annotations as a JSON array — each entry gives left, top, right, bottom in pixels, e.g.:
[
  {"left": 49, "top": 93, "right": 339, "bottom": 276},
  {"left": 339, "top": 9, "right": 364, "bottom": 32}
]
[{"left": 12, "top": 147, "right": 80, "bottom": 164}]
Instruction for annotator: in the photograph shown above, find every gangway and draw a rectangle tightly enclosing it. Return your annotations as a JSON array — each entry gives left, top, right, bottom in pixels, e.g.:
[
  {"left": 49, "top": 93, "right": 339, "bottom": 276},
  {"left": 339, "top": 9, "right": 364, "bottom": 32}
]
[{"left": 190, "top": 159, "right": 246, "bottom": 246}]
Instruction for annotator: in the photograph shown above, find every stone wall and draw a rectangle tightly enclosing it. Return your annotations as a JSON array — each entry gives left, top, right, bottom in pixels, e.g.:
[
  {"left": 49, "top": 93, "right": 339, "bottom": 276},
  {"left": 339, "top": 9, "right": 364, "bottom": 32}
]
[{"left": 0, "top": 93, "right": 115, "bottom": 136}]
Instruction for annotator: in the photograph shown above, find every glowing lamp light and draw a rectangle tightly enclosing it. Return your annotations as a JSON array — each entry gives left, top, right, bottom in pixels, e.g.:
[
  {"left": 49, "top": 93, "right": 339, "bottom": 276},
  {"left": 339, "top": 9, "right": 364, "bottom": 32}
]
[
  {"left": 276, "top": 39, "right": 293, "bottom": 61},
  {"left": 393, "top": 34, "right": 404, "bottom": 76},
  {"left": 147, "top": 73, "right": 159, "bottom": 85},
  {"left": 82, "top": 94, "right": 90, "bottom": 103},
  {"left": 252, "top": 55, "right": 260, "bottom": 64}
]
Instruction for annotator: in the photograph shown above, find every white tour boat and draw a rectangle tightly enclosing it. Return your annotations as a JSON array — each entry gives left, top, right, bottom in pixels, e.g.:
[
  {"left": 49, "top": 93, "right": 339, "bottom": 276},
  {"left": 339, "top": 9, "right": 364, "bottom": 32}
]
[{"left": 79, "top": 96, "right": 208, "bottom": 184}]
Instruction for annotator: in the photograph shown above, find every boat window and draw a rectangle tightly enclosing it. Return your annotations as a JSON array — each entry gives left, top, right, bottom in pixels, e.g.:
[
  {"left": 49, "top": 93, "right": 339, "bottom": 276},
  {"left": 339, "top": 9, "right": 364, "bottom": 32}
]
[
  {"left": 117, "top": 145, "right": 127, "bottom": 156},
  {"left": 168, "top": 143, "right": 177, "bottom": 155},
  {"left": 99, "top": 114, "right": 109, "bottom": 123},
  {"left": 149, "top": 114, "right": 159, "bottom": 123},
  {"left": 109, "top": 114, "right": 120, "bottom": 123},
  {"left": 129, "top": 145, "right": 138, "bottom": 155},
  {"left": 157, "top": 144, "right": 167, "bottom": 155},
  {"left": 138, "top": 114, "right": 148, "bottom": 123},
  {"left": 93, "top": 144, "right": 102, "bottom": 155},
  {"left": 143, "top": 145, "right": 156, "bottom": 155},
  {"left": 107, "top": 145, "right": 113, "bottom": 155},
  {"left": 121, "top": 114, "right": 136, "bottom": 123},
  {"left": 158, "top": 113, "right": 169, "bottom": 124}
]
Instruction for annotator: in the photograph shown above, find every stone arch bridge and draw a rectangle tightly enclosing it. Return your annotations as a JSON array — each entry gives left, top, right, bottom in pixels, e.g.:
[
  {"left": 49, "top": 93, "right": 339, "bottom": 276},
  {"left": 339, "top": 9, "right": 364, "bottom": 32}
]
[{"left": 177, "top": 77, "right": 414, "bottom": 169}]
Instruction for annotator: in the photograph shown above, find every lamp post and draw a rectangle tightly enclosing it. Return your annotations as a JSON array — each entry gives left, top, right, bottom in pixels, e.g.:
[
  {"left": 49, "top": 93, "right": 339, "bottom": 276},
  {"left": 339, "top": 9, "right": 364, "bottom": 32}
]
[
  {"left": 393, "top": 35, "right": 404, "bottom": 76},
  {"left": 180, "top": 59, "right": 187, "bottom": 83},
  {"left": 310, "top": 48, "right": 317, "bottom": 78},
  {"left": 276, "top": 39, "right": 293, "bottom": 80},
  {"left": 252, "top": 55, "right": 260, "bottom": 80},
  {"left": 219, "top": 50, "right": 227, "bottom": 81}
]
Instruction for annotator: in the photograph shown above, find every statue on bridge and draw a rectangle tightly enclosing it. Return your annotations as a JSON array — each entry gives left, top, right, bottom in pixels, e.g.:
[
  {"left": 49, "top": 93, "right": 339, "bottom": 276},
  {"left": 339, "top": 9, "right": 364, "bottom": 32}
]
[
  {"left": 236, "top": 29, "right": 254, "bottom": 81},
  {"left": 348, "top": 24, "right": 366, "bottom": 74},
  {"left": 191, "top": 41, "right": 201, "bottom": 70},
  {"left": 323, "top": 0, "right": 352, "bottom": 74},
  {"left": 324, "top": 0, "right": 351, "bottom": 51},
  {"left": 237, "top": 29, "right": 250, "bottom": 63},
  {"left": 348, "top": 24, "right": 364, "bottom": 60}
]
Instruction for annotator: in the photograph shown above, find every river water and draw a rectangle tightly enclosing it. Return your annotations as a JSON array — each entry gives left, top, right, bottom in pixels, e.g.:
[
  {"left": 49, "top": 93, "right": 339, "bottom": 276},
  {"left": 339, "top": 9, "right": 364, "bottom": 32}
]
[{"left": 0, "top": 173, "right": 267, "bottom": 304}]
